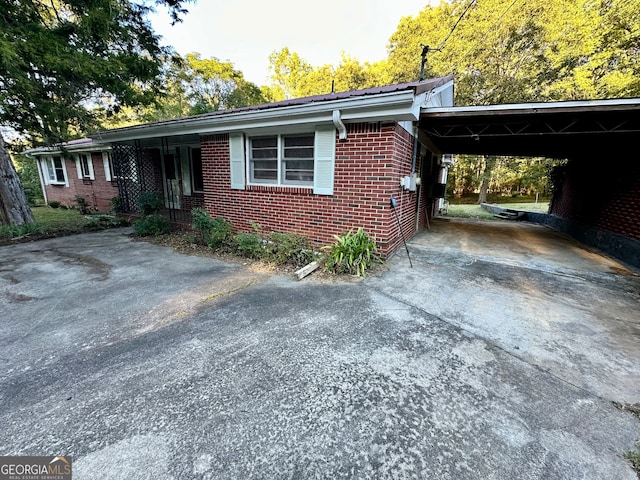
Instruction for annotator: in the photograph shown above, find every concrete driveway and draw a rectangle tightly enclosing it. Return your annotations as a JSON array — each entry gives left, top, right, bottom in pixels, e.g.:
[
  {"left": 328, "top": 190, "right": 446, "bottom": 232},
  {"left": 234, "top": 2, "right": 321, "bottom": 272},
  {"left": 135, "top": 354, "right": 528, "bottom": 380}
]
[{"left": 1, "top": 222, "right": 639, "bottom": 480}]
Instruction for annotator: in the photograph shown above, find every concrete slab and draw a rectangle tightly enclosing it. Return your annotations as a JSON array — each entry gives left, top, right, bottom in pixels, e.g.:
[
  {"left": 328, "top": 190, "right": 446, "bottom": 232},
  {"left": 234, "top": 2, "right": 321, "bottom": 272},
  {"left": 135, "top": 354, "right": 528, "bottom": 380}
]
[{"left": 1, "top": 225, "right": 639, "bottom": 479}]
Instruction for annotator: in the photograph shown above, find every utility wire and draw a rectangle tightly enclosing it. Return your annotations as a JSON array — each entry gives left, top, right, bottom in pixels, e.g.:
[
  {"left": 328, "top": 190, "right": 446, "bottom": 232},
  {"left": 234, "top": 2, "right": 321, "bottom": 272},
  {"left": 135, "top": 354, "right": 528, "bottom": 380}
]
[
  {"left": 436, "top": 0, "right": 478, "bottom": 52},
  {"left": 419, "top": 0, "right": 477, "bottom": 79},
  {"left": 452, "top": 0, "right": 524, "bottom": 70}
]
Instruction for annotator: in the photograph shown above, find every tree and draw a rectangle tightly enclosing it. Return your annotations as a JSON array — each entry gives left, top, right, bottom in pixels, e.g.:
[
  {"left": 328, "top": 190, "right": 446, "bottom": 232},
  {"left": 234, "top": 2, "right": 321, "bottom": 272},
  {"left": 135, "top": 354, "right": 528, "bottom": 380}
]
[
  {"left": 97, "top": 53, "right": 268, "bottom": 127},
  {"left": 386, "top": 0, "right": 638, "bottom": 105},
  {"left": 267, "top": 47, "right": 313, "bottom": 100},
  {"left": 0, "top": 0, "right": 191, "bottom": 225}
]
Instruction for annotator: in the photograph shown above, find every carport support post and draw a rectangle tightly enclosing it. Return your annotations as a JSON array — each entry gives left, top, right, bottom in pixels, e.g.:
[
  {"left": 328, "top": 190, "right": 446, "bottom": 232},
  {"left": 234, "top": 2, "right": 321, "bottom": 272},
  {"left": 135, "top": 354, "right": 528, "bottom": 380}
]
[{"left": 390, "top": 196, "right": 413, "bottom": 268}]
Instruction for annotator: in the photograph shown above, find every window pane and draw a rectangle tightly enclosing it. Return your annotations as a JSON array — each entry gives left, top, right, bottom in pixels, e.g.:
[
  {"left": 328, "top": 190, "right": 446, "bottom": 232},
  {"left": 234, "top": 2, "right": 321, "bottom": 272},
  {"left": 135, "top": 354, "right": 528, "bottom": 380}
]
[
  {"left": 285, "top": 160, "right": 313, "bottom": 170},
  {"left": 252, "top": 148, "right": 277, "bottom": 159},
  {"left": 254, "top": 170, "right": 278, "bottom": 180},
  {"left": 284, "top": 135, "right": 314, "bottom": 147},
  {"left": 252, "top": 158, "right": 277, "bottom": 181},
  {"left": 80, "top": 155, "right": 90, "bottom": 177},
  {"left": 252, "top": 137, "right": 277, "bottom": 148},
  {"left": 284, "top": 147, "right": 313, "bottom": 158},
  {"left": 191, "top": 148, "right": 204, "bottom": 191},
  {"left": 284, "top": 159, "right": 313, "bottom": 183},
  {"left": 53, "top": 156, "right": 65, "bottom": 182}
]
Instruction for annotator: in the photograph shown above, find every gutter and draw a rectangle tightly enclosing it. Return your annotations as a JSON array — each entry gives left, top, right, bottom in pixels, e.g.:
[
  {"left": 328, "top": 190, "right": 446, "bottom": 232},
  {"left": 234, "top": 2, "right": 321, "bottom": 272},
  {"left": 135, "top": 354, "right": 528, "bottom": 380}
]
[{"left": 91, "top": 90, "right": 419, "bottom": 143}]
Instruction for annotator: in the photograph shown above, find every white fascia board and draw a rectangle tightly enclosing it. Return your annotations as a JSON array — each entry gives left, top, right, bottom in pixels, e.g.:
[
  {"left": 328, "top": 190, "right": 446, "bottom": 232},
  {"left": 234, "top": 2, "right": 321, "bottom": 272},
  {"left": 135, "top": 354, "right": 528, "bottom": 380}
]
[
  {"left": 23, "top": 144, "right": 111, "bottom": 157},
  {"left": 92, "top": 90, "right": 418, "bottom": 143},
  {"left": 422, "top": 81, "right": 455, "bottom": 109},
  {"left": 422, "top": 96, "right": 640, "bottom": 115}
]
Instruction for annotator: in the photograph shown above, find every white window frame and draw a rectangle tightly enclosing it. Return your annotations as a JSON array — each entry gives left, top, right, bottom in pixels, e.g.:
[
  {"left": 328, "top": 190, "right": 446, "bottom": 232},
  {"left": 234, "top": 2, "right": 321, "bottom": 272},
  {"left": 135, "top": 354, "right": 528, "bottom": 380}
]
[
  {"left": 103, "top": 151, "right": 116, "bottom": 181},
  {"left": 42, "top": 156, "right": 68, "bottom": 186},
  {"left": 247, "top": 133, "right": 315, "bottom": 187},
  {"left": 76, "top": 153, "right": 95, "bottom": 180}
]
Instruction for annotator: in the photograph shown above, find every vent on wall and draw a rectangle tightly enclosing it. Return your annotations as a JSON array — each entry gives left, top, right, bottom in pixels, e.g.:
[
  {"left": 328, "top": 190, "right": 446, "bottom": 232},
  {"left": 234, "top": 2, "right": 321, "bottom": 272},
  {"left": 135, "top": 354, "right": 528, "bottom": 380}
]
[{"left": 346, "top": 122, "right": 381, "bottom": 134}]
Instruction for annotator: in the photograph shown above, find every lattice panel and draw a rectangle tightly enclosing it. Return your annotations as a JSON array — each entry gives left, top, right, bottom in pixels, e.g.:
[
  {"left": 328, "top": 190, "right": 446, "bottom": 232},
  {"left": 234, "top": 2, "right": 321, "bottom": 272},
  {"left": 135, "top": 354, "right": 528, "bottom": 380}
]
[{"left": 111, "top": 142, "right": 160, "bottom": 214}]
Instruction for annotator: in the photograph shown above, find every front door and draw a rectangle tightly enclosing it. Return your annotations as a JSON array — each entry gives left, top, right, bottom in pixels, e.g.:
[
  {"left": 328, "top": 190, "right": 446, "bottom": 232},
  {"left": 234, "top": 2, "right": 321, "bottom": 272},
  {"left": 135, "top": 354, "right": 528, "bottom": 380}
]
[{"left": 162, "top": 151, "right": 181, "bottom": 210}]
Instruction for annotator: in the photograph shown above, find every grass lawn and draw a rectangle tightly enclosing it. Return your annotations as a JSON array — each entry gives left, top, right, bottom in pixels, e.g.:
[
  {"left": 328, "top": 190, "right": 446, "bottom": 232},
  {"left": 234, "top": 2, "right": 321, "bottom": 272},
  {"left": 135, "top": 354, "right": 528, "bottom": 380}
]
[
  {"left": 444, "top": 202, "right": 549, "bottom": 221},
  {"left": 32, "top": 206, "right": 92, "bottom": 230},
  {"left": 0, "top": 206, "right": 129, "bottom": 243}
]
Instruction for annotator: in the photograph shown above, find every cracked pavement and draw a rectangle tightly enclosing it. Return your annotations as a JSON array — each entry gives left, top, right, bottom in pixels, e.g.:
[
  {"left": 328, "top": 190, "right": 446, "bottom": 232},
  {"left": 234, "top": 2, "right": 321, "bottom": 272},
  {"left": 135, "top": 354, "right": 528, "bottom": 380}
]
[{"left": 1, "top": 220, "right": 639, "bottom": 479}]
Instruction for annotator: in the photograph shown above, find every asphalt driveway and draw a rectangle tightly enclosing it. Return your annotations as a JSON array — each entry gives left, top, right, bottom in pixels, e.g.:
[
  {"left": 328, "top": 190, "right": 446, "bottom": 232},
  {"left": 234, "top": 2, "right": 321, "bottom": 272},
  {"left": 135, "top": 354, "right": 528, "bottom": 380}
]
[{"left": 1, "top": 221, "right": 639, "bottom": 479}]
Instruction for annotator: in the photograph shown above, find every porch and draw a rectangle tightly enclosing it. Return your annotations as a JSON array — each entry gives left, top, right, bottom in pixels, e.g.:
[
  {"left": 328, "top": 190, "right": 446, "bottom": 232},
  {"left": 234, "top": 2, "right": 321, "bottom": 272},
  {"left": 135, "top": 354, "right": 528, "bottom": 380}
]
[{"left": 110, "top": 139, "right": 204, "bottom": 224}]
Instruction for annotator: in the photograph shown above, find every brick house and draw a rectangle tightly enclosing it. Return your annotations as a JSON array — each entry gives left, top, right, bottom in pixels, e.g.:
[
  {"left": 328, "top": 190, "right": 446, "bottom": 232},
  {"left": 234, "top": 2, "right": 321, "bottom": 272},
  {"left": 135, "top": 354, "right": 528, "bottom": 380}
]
[
  {"left": 24, "top": 138, "right": 117, "bottom": 212},
  {"left": 88, "top": 76, "right": 454, "bottom": 255}
]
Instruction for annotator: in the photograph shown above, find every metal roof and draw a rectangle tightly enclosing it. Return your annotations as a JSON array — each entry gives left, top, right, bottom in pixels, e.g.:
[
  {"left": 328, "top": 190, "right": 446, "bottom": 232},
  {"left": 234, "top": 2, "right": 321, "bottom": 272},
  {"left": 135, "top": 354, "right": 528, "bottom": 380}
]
[
  {"left": 94, "top": 76, "right": 453, "bottom": 138},
  {"left": 420, "top": 97, "right": 640, "bottom": 159}
]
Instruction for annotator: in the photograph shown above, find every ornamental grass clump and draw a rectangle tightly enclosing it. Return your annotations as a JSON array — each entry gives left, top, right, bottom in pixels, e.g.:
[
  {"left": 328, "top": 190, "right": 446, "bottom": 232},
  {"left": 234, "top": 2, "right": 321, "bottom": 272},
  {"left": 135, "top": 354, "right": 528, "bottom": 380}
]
[{"left": 322, "top": 227, "right": 381, "bottom": 278}]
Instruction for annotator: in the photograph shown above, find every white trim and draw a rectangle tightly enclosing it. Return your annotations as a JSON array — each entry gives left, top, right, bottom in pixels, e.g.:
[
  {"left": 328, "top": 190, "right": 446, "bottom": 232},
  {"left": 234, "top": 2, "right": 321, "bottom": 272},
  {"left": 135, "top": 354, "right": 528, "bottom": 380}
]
[
  {"left": 75, "top": 153, "right": 95, "bottom": 180},
  {"left": 103, "top": 152, "right": 112, "bottom": 181},
  {"left": 91, "top": 90, "right": 419, "bottom": 143},
  {"left": 229, "top": 133, "right": 246, "bottom": 190},
  {"left": 422, "top": 97, "right": 640, "bottom": 115},
  {"left": 35, "top": 159, "right": 48, "bottom": 203},
  {"left": 180, "top": 146, "right": 191, "bottom": 196},
  {"left": 313, "top": 128, "right": 336, "bottom": 196},
  {"left": 41, "top": 155, "right": 68, "bottom": 187},
  {"left": 247, "top": 132, "right": 316, "bottom": 188}
]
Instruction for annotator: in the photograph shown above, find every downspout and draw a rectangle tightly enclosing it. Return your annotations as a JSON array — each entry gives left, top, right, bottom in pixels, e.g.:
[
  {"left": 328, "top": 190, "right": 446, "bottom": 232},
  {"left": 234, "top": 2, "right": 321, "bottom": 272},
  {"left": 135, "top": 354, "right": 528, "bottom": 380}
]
[
  {"left": 332, "top": 110, "right": 347, "bottom": 141},
  {"left": 412, "top": 125, "right": 421, "bottom": 232}
]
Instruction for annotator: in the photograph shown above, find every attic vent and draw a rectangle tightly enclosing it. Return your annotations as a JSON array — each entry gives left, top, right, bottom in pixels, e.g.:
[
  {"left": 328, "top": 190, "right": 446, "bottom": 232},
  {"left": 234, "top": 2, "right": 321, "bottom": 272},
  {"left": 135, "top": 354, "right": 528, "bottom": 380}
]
[{"left": 346, "top": 122, "right": 381, "bottom": 134}]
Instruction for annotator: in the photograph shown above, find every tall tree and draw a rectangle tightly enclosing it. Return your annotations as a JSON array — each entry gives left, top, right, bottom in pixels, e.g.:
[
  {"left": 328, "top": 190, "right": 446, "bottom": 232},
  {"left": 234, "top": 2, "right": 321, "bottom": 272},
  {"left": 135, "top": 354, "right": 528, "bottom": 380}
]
[
  {"left": 0, "top": 0, "right": 191, "bottom": 225},
  {"left": 267, "top": 47, "right": 313, "bottom": 101},
  {"left": 386, "top": 0, "right": 639, "bottom": 105}
]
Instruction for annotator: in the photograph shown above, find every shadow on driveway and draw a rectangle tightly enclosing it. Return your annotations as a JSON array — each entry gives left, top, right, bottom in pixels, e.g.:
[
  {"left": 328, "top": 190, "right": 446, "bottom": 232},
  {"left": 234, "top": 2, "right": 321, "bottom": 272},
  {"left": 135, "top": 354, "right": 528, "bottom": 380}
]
[{"left": 1, "top": 224, "right": 639, "bottom": 479}]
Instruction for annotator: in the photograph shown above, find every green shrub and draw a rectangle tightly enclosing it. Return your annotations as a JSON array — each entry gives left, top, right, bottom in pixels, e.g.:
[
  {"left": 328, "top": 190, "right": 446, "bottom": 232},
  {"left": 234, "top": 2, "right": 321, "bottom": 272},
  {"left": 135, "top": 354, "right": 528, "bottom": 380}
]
[
  {"left": 48, "top": 201, "right": 61, "bottom": 209},
  {"left": 191, "top": 207, "right": 233, "bottom": 249},
  {"left": 264, "top": 231, "right": 315, "bottom": 266},
  {"left": 111, "top": 196, "right": 122, "bottom": 213},
  {"left": 133, "top": 213, "right": 171, "bottom": 236},
  {"left": 322, "top": 227, "right": 381, "bottom": 277},
  {"left": 74, "top": 196, "right": 91, "bottom": 215},
  {"left": 137, "top": 191, "right": 163, "bottom": 216},
  {"left": 0, "top": 222, "right": 43, "bottom": 240},
  {"left": 232, "top": 232, "right": 264, "bottom": 258},
  {"left": 625, "top": 444, "right": 640, "bottom": 475}
]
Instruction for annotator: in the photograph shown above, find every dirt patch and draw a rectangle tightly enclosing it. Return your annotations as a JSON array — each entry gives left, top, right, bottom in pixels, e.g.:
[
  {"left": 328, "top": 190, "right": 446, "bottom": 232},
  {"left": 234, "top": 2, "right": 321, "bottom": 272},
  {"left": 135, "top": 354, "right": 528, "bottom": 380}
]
[{"left": 132, "top": 231, "right": 389, "bottom": 283}]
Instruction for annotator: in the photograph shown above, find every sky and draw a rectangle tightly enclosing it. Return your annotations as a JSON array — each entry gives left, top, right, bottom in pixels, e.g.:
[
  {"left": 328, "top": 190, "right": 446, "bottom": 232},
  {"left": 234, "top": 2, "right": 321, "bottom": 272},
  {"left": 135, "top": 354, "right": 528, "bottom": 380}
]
[{"left": 149, "top": 0, "right": 435, "bottom": 86}]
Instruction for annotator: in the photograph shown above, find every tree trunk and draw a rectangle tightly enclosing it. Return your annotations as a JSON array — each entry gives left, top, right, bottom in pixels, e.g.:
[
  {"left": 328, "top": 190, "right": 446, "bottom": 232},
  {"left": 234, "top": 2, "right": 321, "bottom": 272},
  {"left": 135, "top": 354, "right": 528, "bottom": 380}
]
[
  {"left": 0, "top": 133, "right": 35, "bottom": 225},
  {"left": 476, "top": 156, "right": 494, "bottom": 204},
  {"left": 477, "top": 176, "right": 489, "bottom": 204}
]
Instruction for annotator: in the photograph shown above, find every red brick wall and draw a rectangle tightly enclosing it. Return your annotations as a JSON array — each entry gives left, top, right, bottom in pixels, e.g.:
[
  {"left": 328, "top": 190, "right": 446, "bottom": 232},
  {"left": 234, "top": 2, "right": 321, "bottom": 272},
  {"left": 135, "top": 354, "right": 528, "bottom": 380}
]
[
  {"left": 42, "top": 152, "right": 118, "bottom": 212},
  {"left": 201, "top": 123, "right": 423, "bottom": 256},
  {"left": 550, "top": 157, "right": 640, "bottom": 240}
]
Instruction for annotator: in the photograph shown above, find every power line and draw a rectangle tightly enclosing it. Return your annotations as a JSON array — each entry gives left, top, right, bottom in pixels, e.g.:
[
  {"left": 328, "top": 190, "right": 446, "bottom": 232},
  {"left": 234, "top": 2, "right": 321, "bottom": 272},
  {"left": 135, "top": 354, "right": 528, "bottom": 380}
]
[
  {"left": 419, "top": 0, "right": 477, "bottom": 79},
  {"left": 437, "top": 0, "right": 478, "bottom": 52},
  {"left": 452, "top": 0, "right": 524, "bottom": 71}
]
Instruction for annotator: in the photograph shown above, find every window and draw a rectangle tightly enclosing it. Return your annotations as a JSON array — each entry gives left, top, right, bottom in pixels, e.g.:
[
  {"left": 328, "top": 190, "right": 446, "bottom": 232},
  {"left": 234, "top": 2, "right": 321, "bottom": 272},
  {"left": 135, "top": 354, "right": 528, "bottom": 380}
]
[
  {"left": 103, "top": 151, "right": 116, "bottom": 181},
  {"left": 78, "top": 153, "right": 93, "bottom": 179},
  {"left": 44, "top": 156, "right": 66, "bottom": 184},
  {"left": 191, "top": 148, "right": 204, "bottom": 192},
  {"left": 249, "top": 134, "right": 314, "bottom": 186}
]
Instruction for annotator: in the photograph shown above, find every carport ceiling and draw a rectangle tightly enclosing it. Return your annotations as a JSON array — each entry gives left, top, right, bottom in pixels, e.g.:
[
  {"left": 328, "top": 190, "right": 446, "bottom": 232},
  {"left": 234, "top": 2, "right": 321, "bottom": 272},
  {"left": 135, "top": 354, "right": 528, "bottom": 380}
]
[{"left": 419, "top": 98, "right": 640, "bottom": 159}]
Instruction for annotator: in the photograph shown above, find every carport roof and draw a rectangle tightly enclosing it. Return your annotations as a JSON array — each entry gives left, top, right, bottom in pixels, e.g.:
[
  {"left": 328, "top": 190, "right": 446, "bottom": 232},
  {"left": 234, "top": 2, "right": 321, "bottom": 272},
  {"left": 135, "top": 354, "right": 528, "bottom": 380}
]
[{"left": 420, "top": 97, "right": 640, "bottom": 159}]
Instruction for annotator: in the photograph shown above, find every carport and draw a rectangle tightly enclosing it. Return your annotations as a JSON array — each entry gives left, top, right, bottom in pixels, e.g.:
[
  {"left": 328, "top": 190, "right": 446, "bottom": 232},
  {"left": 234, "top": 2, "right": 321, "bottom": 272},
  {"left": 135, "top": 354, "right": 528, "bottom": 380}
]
[{"left": 419, "top": 98, "right": 640, "bottom": 268}]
